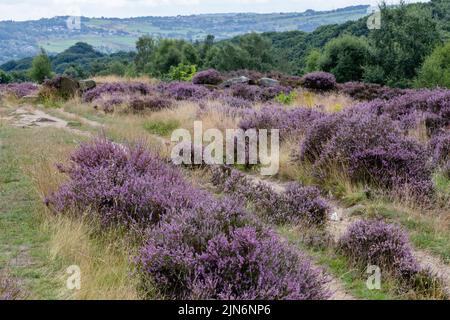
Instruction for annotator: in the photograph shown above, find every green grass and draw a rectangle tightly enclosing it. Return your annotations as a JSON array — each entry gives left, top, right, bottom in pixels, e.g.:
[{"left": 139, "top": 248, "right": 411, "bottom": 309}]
[
  {"left": 364, "top": 202, "right": 450, "bottom": 264},
  {"left": 143, "top": 119, "right": 179, "bottom": 137},
  {"left": 0, "top": 127, "right": 63, "bottom": 299},
  {"left": 277, "top": 226, "right": 395, "bottom": 300}
]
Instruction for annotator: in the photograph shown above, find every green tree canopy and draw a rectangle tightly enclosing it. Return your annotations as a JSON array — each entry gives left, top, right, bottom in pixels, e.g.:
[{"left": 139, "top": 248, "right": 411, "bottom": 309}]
[
  {"left": 416, "top": 41, "right": 450, "bottom": 88},
  {"left": 318, "top": 35, "right": 370, "bottom": 82},
  {"left": 29, "top": 48, "right": 53, "bottom": 83}
]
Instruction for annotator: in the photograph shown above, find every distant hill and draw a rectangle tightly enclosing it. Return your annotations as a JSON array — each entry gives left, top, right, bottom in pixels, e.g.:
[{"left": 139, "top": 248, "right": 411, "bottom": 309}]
[{"left": 0, "top": 5, "right": 370, "bottom": 64}]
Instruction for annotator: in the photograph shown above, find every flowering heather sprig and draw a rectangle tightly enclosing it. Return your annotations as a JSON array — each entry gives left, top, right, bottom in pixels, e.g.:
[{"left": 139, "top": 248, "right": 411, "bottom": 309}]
[
  {"left": 192, "top": 69, "right": 223, "bottom": 86},
  {"left": 46, "top": 138, "right": 208, "bottom": 228},
  {"left": 138, "top": 201, "right": 330, "bottom": 300},
  {"left": 338, "top": 220, "right": 420, "bottom": 279},
  {"left": 300, "top": 72, "right": 336, "bottom": 91},
  {"left": 0, "top": 82, "right": 39, "bottom": 98}
]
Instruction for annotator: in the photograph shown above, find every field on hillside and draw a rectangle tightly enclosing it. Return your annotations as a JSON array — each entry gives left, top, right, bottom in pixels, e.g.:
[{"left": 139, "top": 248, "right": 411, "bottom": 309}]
[{"left": 0, "top": 72, "right": 449, "bottom": 300}]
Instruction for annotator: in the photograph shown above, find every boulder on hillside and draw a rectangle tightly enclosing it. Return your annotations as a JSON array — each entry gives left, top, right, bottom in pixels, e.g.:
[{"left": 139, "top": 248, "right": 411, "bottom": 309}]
[
  {"left": 221, "top": 76, "right": 250, "bottom": 88},
  {"left": 44, "top": 76, "right": 80, "bottom": 99},
  {"left": 258, "top": 78, "right": 280, "bottom": 87},
  {"left": 79, "top": 79, "right": 96, "bottom": 92}
]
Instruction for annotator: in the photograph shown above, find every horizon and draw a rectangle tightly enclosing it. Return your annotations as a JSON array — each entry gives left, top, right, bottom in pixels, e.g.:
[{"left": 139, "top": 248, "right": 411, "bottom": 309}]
[{"left": 0, "top": 0, "right": 429, "bottom": 22}]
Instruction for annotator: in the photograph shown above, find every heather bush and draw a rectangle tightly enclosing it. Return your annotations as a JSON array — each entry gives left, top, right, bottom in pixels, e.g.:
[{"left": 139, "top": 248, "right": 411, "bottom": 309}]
[
  {"left": 138, "top": 200, "right": 329, "bottom": 300},
  {"left": 129, "top": 96, "right": 172, "bottom": 113},
  {"left": 212, "top": 167, "right": 329, "bottom": 226},
  {"left": 46, "top": 138, "right": 207, "bottom": 228},
  {"left": 299, "top": 110, "right": 434, "bottom": 199},
  {"left": 300, "top": 72, "right": 336, "bottom": 91},
  {"left": 338, "top": 220, "right": 420, "bottom": 279},
  {"left": 229, "top": 83, "right": 262, "bottom": 101},
  {"left": 83, "top": 82, "right": 154, "bottom": 103},
  {"left": 355, "top": 89, "right": 450, "bottom": 135},
  {"left": 337, "top": 82, "right": 405, "bottom": 101},
  {"left": 0, "top": 82, "right": 39, "bottom": 98},
  {"left": 429, "top": 132, "right": 450, "bottom": 178},
  {"left": 192, "top": 69, "right": 223, "bottom": 85},
  {"left": 239, "top": 105, "right": 325, "bottom": 140},
  {"left": 163, "top": 82, "right": 210, "bottom": 101},
  {"left": 92, "top": 93, "right": 129, "bottom": 113}
]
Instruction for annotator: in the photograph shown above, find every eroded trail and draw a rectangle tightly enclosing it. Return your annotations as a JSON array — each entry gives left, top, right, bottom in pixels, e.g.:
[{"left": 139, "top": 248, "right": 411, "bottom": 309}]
[{"left": 8, "top": 106, "right": 93, "bottom": 137}]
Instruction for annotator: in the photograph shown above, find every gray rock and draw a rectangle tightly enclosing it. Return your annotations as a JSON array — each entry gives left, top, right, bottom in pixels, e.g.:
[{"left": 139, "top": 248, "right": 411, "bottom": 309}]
[
  {"left": 258, "top": 77, "right": 280, "bottom": 87},
  {"left": 221, "top": 76, "right": 250, "bottom": 88},
  {"left": 45, "top": 76, "right": 80, "bottom": 99},
  {"left": 79, "top": 79, "right": 96, "bottom": 92}
]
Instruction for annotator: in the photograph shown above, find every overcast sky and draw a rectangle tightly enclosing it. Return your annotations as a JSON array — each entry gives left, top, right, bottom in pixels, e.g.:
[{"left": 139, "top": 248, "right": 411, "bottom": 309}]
[{"left": 0, "top": 0, "right": 430, "bottom": 21}]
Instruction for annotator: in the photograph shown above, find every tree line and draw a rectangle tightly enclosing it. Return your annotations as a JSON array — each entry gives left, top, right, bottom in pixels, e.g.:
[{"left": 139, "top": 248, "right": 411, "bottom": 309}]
[{"left": 1, "top": 0, "right": 450, "bottom": 88}]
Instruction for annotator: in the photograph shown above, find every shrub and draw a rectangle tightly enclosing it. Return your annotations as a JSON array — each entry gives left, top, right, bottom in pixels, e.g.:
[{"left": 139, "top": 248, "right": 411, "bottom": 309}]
[
  {"left": 339, "top": 220, "right": 419, "bottom": 278},
  {"left": 29, "top": 49, "right": 53, "bottom": 83},
  {"left": 212, "top": 167, "right": 329, "bottom": 226},
  {"left": 229, "top": 84, "right": 262, "bottom": 101},
  {"left": 0, "top": 70, "right": 12, "bottom": 84},
  {"left": 429, "top": 132, "right": 450, "bottom": 178},
  {"left": 0, "top": 82, "right": 39, "bottom": 98},
  {"left": 192, "top": 69, "right": 223, "bottom": 85},
  {"left": 337, "top": 82, "right": 405, "bottom": 101},
  {"left": 362, "top": 89, "right": 450, "bottom": 135},
  {"left": 83, "top": 82, "right": 154, "bottom": 103},
  {"left": 275, "top": 91, "right": 297, "bottom": 105},
  {"left": 239, "top": 105, "right": 325, "bottom": 140},
  {"left": 168, "top": 63, "right": 197, "bottom": 82},
  {"left": 318, "top": 35, "right": 371, "bottom": 83},
  {"left": 129, "top": 96, "right": 172, "bottom": 112},
  {"left": 138, "top": 200, "right": 329, "bottom": 300},
  {"left": 46, "top": 138, "right": 206, "bottom": 228},
  {"left": 299, "top": 111, "right": 434, "bottom": 200},
  {"left": 164, "top": 82, "right": 210, "bottom": 101},
  {"left": 300, "top": 72, "right": 336, "bottom": 91},
  {"left": 416, "top": 42, "right": 450, "bottom": 89}
]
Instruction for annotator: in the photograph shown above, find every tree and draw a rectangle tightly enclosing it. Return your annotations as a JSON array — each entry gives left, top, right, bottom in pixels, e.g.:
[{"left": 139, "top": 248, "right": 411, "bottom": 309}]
[
  {"left": 0, "top": 69, "right": 12, "bottom": 84},
  {"left": 168, "top": 63, "right": 197, "bottom": 81},
  {"left": 305, "top": 49, "right": 321, "bottom": 73},
  {"left": 135, "top": 36, "right": 156, "bottom": 73},
  {"left": 318, "top": 35, "right": 370, "bottom": 82},
  {"left": 369, "top": 1, "right": 441, "bottom": 87},
  {"left": 29, "top": 49, "right": 53, "bottom": 83},
  {"left": 107, "top": 61, "right": 127, "bottom": 76},
  {"left": 416, "top": 42, "right": 450, "bottom": 88}
]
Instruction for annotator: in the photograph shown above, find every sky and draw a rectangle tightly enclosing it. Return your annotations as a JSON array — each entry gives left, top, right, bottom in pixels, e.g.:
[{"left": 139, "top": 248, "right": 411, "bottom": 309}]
[{"left": 0, "top": 0, "right": 430, "bottom": 21}]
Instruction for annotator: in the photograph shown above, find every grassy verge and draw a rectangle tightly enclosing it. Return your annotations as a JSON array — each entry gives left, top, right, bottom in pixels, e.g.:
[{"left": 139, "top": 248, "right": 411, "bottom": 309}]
[
  {"left": 0, "top": 121, "right": 140, "bottom": 299},
  {"left": 277, "top": 226, "right": 395, "bottom": 300}
]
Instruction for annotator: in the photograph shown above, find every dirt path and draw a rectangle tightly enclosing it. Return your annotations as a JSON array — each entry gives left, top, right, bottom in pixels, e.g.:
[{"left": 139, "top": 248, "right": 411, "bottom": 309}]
[{"left": 9, "top": 106, "right": 92, "bottom": 137}]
